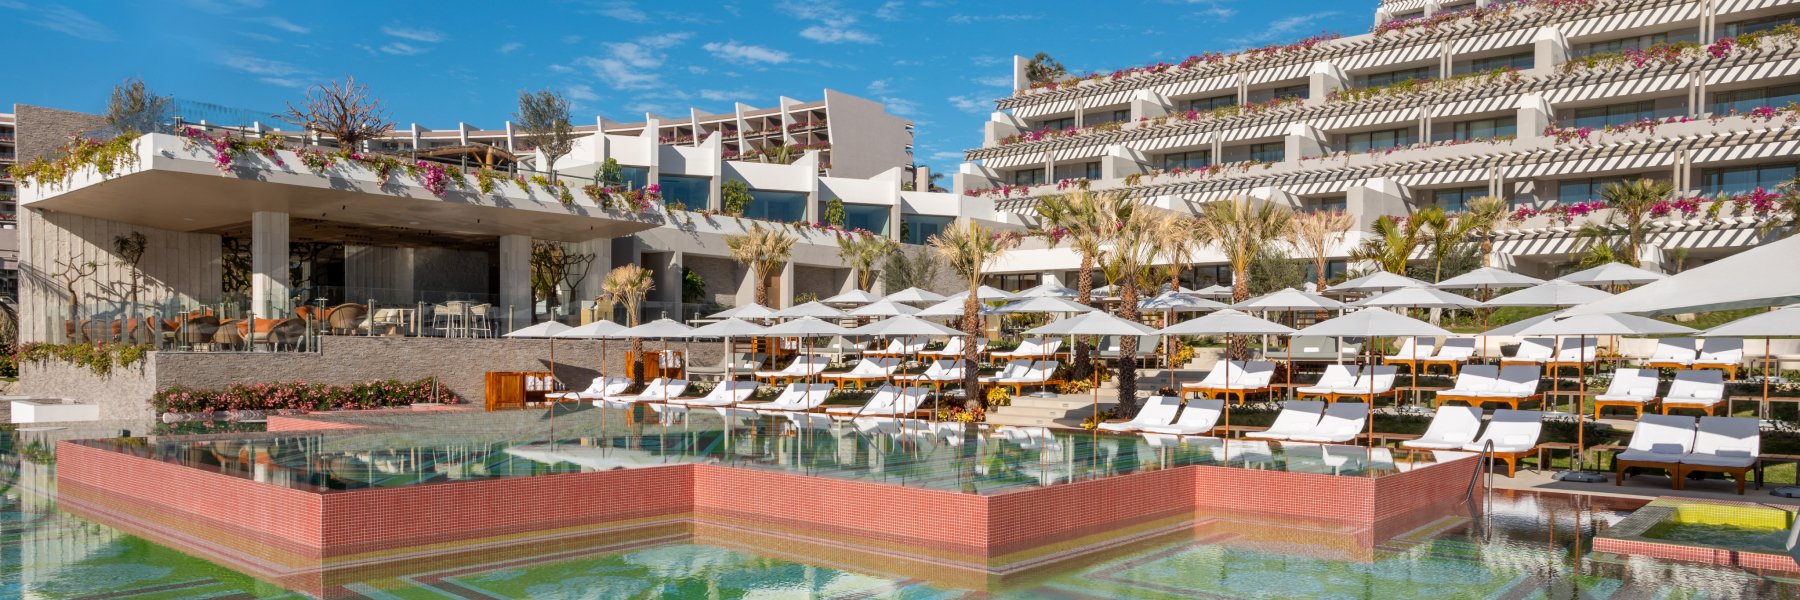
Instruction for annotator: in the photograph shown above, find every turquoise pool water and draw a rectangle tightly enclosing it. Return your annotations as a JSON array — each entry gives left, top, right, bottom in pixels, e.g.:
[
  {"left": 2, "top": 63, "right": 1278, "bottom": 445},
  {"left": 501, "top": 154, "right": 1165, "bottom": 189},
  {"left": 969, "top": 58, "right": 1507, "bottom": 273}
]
[
  {"left": 9, "top": 418, "right": 1800, "bottom": 598},
  {"left": 1643, "top": 521, "right": 1791, "bottom": 553}
]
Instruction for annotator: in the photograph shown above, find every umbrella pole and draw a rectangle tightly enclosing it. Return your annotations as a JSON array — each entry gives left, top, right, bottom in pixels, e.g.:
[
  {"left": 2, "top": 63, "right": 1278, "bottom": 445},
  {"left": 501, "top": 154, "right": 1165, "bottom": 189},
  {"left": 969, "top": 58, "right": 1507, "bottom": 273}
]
[
  {"left": 1764, "top": 337, "right": 1772, "bottom": 420},
  {"left": 1368, "top": 336, "right": 1376, "bottom": 447},
  {"left": 1285, "top": 335, "right": 1293, "bottom": 401}
]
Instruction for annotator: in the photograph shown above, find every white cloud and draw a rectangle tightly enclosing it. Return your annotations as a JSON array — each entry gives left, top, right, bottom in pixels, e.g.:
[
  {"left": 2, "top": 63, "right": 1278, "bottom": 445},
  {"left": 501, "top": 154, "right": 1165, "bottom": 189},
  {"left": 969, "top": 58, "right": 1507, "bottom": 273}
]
[
  {"left": 549, "top": 64, "right": 573, "bottom": 73},
  {"left": 703, "top": 41, "right": 791, "bottom": 65},
  {"left": 380, "top": 42, "right": 426, "bottom": 55},
  {"left": 875, "top": 1, "right": 903, "bottom": 20},
  {"left": 868, "top": 79, "right": 892, "bottom": 95},
  {"left": 928, "top": 150, "right": 963, "bottom": 162},
  {"left": 260, "top": 16, "right": 308, "bottom": 33},
  {"left": 947, "top": 14, "right": 1036, "bottom": 24},
  {"left": 1182, "top": 0, "right": 1237, "bottom": 19},
  {"left": 596, "top": 1, "right": 647, "bottom": 22},
  {"left": 947, "top": 93, "right": 989, "bottom": 114},
  {"left": 381, "top": 25, "right": 444, "bottom": 43},
  {"left": 879, "top": 96, "right": 919, "bottom": 117},
  {"left": 1228, "top": 11, "right": 1336, "bottom": 48},
  {"left": 27, "top": 5, "right": 114, "bottom": 42},
  {"left": 799, "top": 26, "right": 876, "bottom": 44},
  {"left": 972, "top": 75, "right": 1010, "bottom": 87},
  {"left": 575, "top": 32, "right": 694, "bottom": 90},
  {"left": 221, "top": 55, "right": 310, "bottom": 87},
  {"left": 567, "top": 84, "right": 599, "bottom": 101},
  {"left": 497, "top": 41, "right": 522, "bottom": 54},
  {"left": 781, "top": 0, "right": 877, "bottom": 44}
]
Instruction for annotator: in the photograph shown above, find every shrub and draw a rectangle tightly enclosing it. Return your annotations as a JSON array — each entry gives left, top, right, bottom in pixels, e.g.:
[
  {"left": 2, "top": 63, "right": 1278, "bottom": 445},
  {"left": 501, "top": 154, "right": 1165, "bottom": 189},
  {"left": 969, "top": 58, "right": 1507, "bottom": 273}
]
[{"left": 150, "top": 377, "right": 459, "bottom": 414}]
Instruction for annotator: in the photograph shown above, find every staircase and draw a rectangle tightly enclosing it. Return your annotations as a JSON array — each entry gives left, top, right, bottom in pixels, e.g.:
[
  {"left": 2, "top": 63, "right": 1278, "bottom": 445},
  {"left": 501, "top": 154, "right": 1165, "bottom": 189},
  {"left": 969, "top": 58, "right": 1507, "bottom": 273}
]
[{"left": 984, "top": 394, "right": 1115, "bottom": 428}]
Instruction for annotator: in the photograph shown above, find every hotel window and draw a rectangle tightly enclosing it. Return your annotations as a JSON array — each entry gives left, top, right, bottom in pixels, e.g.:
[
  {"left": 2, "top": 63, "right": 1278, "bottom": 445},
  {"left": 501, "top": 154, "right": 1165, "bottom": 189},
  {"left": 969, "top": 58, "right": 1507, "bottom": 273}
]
[
  {"left": 1182, "top": 94, "right": 1237, "bottom": 112},
  {"left": 1008, "top": 168, "right": 1046, "bottom": 186},
  {"left": 618, "top": 166, "right": 650, "bottom": 190},
  {"left": 1194, "top": 264, "right": 1233, "bottom": 286},
  {"left": 1438, "top": 116, "right": 1517, "bottom": 142},
  {"left": 1269, "top": 83, "right": 1310, "bottom": 100},
  {"left": 745, "top": 189, "right": 808, "bottom": 223},
  {"left": 986, "top": 273, "right": 1041, "bottom": 293},
  {"left": 1572, "top": 31, "right": 1699, "bottom": 58},
  {"left": 1711, "top": 82, "right": 1800, "bottom": 116},
  {"left": 1394, "top": 10, "right": 1424, "bottom": 20},
  {"left": 1036, "top": 116, "right": 1074, "bottom": 131},
  {"left": 1246, "top": 142, "right": 1285, "bottom": 163},
  {"left": 1455, "top": 51, "right": 1533, "bottom": 75},
  {"left": 1355, "top": 66, "right": 1433, "bottom": 89},
  {"left": 1305, "top": 260, "right": 1349, "bottom": 285},
  {"left": 1722, "top": 14, "right": 1800, "bottom": 37},
  {"left": 1570, "top": 101, "right": 1658, "bottom": 129},
  {"left": 901, "top": 214, "right": 954, "bottom": 245},
  {"left": 1437, "top": 2, "right": 1475, "bottom": 13},
  {"left": 1303, "top": 197, "right": 1347, "bottom": 213},
  {"left": 1085, "top": 109, "right": 1130, "bottom": 125},
  {"left": 1342, "top": 128, "right": 1415, "bottom": 153},
  {"left": 1699, "top": 164, "right": 1797, "bottom": 196},
  {"left": 1054, "top": 162, "right": 1102, "bottom": 181},
  {"left": 825, "top": 201, "right": 890, "bottom": 235},
  {"left": 659, "top": 175, "right": 710, "bottom": 210},
  {"left": 1430, "top": 186, "right": 1489, "bottom": 212},
  {"left": 1556, "top": 176, "right": 1664, "bottom": 204},
  {"left": 1160, "top": 150, "right": 1211, "bottom": 171}
]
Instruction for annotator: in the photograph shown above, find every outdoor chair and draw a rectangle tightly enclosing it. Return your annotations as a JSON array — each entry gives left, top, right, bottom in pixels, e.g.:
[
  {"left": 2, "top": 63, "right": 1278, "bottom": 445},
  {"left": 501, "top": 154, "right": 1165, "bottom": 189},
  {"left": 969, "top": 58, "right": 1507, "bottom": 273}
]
[
  {"left": 1190, "top": 360, "right": 1276, "bottom": 405},
  {"left": 1692, "top": 338, "right": 1744, "bottom": 379},
  {"left": 1097, "top": 395, "right": 1183, "bottom": 432},
  {"left": 1545, "top": 337, "right": 1599, "bottom": 374},
  {"left": 1594, "top": 367, "right": 1661, "bottom": 418},
  {"left": 824, "top": 384, "right": 931, "bottom": 417},
  {"left": 1432, "top": 364, "right": 1501, "bottom": 407},
  {"left": 1139, "top": 398, "right": 1225, "bottom": 436},
  {"left": 1419, "top": 337, "right": 1478, "bottom": 375},
  {"left": 601, "top": 378, "right": 689, "bottom": 404},
  {"left": 1381, "top": 337, "right": 1438, "bottom": 372},
  {"left": 1679, "top": 416, "right": 1760, "bottom": 495},
  {"left": 980, "top": 359, "right": 1035, "bottom": 386},
  {"left": 547, "top": 377, "right": 631, "bottom": 402},
  {"left": 1462, "top": 409, "right": 1543, "bottom": 477},
  {"left": 1285, "top": 402, "right": 1370, "bottom": 444},
  {"left": 1500, "top": 337, "right": 1555, "bottom": 366},
  {"left": 1402, "top": 405, "right": 1486, "bottom": 450},
  {"left": 1613, "top": 413, "right": 1697, "bottom": 488},
  {"left": 1180, "top": 361, "right": 1236, "bottom": 399},
  {"left": 754, "top": 355, "right": 829, "bottom": 385},
  {"left": 1659, "top": 369, "right": 1727, "bottom": 416},
  {"left": 176, "top": 315, "right": 221, "bottom": 350},
  {"left": 990, "top": 360, "right": 1059, "bottom": 395},
  {"left": 1464, "top": 365, "right": 1542, "bottom": 410},
  {"left": 1293, "top": 365, "right": 1358, "bottom": 401},
  {"left": 894, "top": 359, "right": 966, "bottom": 392},
  {"left": 1324, "top": 365, "right": 1399, "bottom": 404},
  {"left": 1245, "top": 401, "right": 1327, "bottom": 441},
  {"left": 821, "top": 357, "right": 904, "bottom": 389},
  {"left": 323, "top": 304, "right": 367, "bottom": 335},
  {"left": 1643, "top": 337, "right": 1698, "bottom": 369}
]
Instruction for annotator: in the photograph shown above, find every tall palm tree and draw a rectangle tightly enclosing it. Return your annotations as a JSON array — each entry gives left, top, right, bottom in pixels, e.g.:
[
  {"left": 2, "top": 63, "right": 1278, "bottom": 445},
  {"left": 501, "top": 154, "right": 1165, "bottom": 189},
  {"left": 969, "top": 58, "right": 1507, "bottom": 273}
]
[
  {"left": 1352, "top": 215, "right": 1424, "bottom": 274},
  {"left": 1100, "top": 202, "right": 1181, "bottom": 411},
  {"left": 1285, "top": 210, "right": 1353, "bottom": 292},
  {"left": 1192, "top": 197, "right": 1294, "bottom": 303},
  {"left": 931, "top": 220, "right": 1018, "bottom": 408},
  {"left": 1463, "top": 196, "right": 1508, "bottom": 267},
  {"left": 602, "top": 264, "right": 654, "bottom": 383},
  {"left": 1578, "top": 178, "right": 1672, "bottom": 267},
  {"left": 1155, "top": 214, "right": 1207, "bottom": 293},
  {"left": 725, "top": 224, "right": 796, "bottom": 306},
  {"left": 1415, "top": 206, "right": 1471, "bottom": 282},
  {"left": 1035, "top": 189, "right": 1111, "bottom": 380},
  {"left": 834, "top": 233, "right": 896, "bottom": 292}
]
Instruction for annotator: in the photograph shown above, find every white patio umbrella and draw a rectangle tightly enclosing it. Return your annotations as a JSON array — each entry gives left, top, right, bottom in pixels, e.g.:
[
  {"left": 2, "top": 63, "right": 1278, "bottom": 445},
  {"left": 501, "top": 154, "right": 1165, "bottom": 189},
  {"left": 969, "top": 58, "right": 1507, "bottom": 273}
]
[
  {"left": 1436, "top": 267, "right": 1546, "bottom": 291},
  {"left": 1231, "top": 287, "right": 1346, "bottom": 312},
  {"left": 1352, "top": 286, "right": 1480, "bottom": 405},
  {"left": 505, "top": 321, "right": 575, "bottom": 385},
  {"left": 1193, "top": 284, "right": 1234, "bottom": 299},
  {"left": 1157, "top": 309, "right": 1295, "bottom": 419},
  {"left": 1564, "top": 235, "right": 1800, "bottom": 316},
  {"left": 1327, "top": 271, "right": 1432, "bottom": 294},
  {"left": 774, "top": 301, "right": 847, "bottom": 320},
  {"left": 1140, "top": 291, "right": 1228, "bottom": 390},
  {"left": 918, "top": 298, "right": 999, "bottom": 319},
  {"left": 821, "top": 289, "right": 881, "bottom": 306},
  {"left": 851, "top": 315, "right": 966, "bottom": 400},
  {"left": 1026, "top": 311, "right": 1160, "bottom": 426},
  {"left": 691, "top": 318, "right": 769, "bottom": 405},
  {"left": 1091, "top": 284, "right": 1121, "bottom": 299},
  {"left": 1294, "top": 308, "right": 1453, "bottom": 444},
  {"left": 1513, "top": 312, "right": 1697, "bottom": 481},
  {"left": 554, "top": 319, "right": 626, "bottom": 382},
  {"left": 1016, "top": 281, "right": 1078, "bottom": 298},
  {"left": 994, "top": 296, "right": 1098, "bottom": 314},
  {"left": 884, "top": 287, "right": 948, "bottom": 304},
  {"left": 1479, "top": 311, "right": 1562, "bottom": 337},
  {"left": 849, "top": 300, "right": 922, "bottom": 317},
  {"left": 612, "top": 318, "right": 698, "bottom": 402},
  {"left": 1556, "top": 262, "right": 1667, "bottom": 288},
  {"left": 709, "top": 303, "right": 777, "bottom": 320},
  {"left": 1703, "top": 304, "right": 1800, "bottom": 436},
  {"left": 761, "top": 317, "right": 853, "bottom": 384},
  {"left": 1485, "top": 281, "right": 1615, "bottom": 308},
  {"left": 945, "top": 285, "right": 1018, "bottom": 302}
]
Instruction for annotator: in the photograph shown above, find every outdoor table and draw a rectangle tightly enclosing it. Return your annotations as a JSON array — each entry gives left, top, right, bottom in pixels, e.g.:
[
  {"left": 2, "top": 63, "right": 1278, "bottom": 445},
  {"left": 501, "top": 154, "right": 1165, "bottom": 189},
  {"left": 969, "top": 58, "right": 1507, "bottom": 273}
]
[
  {"left": 1727, "top": 394, "right": 1800, "bottom": 419},
  {"left": 1754, "top": 453, "right": 1800, "bottom": 490},
  {"left": 1535, "top": 441, "right": 1580, "bottom": 474}
]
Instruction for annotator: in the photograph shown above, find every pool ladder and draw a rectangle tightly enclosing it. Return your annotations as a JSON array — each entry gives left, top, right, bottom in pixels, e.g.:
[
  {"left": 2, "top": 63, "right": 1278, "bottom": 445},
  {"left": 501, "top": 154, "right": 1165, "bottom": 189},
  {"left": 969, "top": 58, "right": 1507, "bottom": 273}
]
[{"left": 1462, "top": 439, "right": 1495, "bottom": 541}]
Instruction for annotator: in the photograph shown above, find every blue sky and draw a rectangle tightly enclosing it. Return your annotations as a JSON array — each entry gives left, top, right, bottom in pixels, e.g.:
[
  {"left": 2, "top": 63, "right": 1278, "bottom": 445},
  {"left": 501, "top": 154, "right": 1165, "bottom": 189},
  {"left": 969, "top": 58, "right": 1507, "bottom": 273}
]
[{"left": 0, "top": 0, "right": 1368, "bottom": 175}]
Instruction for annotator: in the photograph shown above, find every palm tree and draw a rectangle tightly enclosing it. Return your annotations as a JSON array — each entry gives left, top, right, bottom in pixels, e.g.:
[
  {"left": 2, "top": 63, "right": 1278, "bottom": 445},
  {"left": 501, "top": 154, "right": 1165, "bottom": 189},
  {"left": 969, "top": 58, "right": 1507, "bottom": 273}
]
[
  {"left": 1767, "top": 176, "right": 1800, "bottom": 238},
  {"left": 1100, "top": 201, "right": 1181, "bottom": 411},
  {"left": 1285, "top": 210, "right": 1353, "bottom": 292},
  {"left": 602, "top": 264, "right": 654, "bottom": 383},
  {"left": 1352, "top": 215, "right": 1425, "bottom": 274},
  {"left": 725, "top": 224, "right": 796, "bottom": 306},
  {"left": 835, "top": 233, "right": 896, "bottom": 292},
  {"left": 1578, "top": 178, "right": 1672, "bottom": 267},
  {"left": 1035, "top": 189, "right": 1111, "bottom": 380},
  {"left": 1192, "top": 197, "right": 1294, "bottom": 304},
  {"left": 1415, "top": 206, "right": 1471, "bottom": 282},
  {"left": 931, "top": 220, "right": 1019, "bottom": 408},
  {"left": 1462, "top": 196, "right": 1508, "bottom": 267}
]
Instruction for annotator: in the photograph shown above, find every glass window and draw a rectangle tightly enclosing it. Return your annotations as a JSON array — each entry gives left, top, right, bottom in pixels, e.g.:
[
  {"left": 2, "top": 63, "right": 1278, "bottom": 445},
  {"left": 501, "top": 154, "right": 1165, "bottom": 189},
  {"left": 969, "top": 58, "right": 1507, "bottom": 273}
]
[
  {"left": 1723, "top": 14, "right": 1800, "bottom": 37},
  {"left": 659, "top": 175, "right": 710, "bottom": 210},
  {"left": 1160, "top": 150, "right": 1211, "bottom": 170},
  {"left": 745, "top": 189, "right": 807, "bottom": 223},
  {"left": 1455, "top": 52, "right": 1533, "bottom": 74},
  {"left": 1711, "top": 82, "right": 1800, "bottom": 116},
  {"left": 1247, "top": 142, "right": 1285, "bottom": 163},
  {"left": 1085, "top": 109, "right": 1130, "bottom": 125},
  {"left": 1182, "top": 94, "right": 1237, "bottom": 112},
  {"left": 1303, "top": 197, "right": 1347, "bottom": 213},
  {"left": 1355, "top": 66, "right": 1433, "bottom": 89},
  {"left": 1437, "top": 116, "right": 1517, "bottom": 141},
  {"left": 829, "top": 202, "right": 890, "bottom": 234},
  {"left": 1556, "top": 176, "right": 1664, "bottom": 204},
  {"left": 1036, "top": 116, "right": 1074, "bottom": 131},
  {"left": 1437, "top": 2, "right": 1475, "bottom": 13},
  {"left": 1572, "top": 31, "right": 1698, "bottom": 58},
  {"left": 1342, "top": 128, "right": 1416, "bottom": 153},
  {"left": 1700, "top": 164, "right": 1797, "bottom": 196},
  {"left": 1430, "top": 186, "right": 1489, "bottom": 212},
  {"left": 1053, "top": 162, "right": 1101, "bottom": 181},
  {"left": 1304, "top": 260, "right": 1349, "bottom": 285},
  {"left": 901, "top": 214, "right": 955, "bottom": 245},
  {"left": 1270, "top": 84, "right": 1309, "bottom": 100},
  {"left": 1570, "top": 101, "right": 1658, "bottom": 129},
  {"left": 619, "top": 166, "right": 650, "bottom": 190},
  {"left": 1008, "top": 168, "right": 1046, "bottom": 186}
]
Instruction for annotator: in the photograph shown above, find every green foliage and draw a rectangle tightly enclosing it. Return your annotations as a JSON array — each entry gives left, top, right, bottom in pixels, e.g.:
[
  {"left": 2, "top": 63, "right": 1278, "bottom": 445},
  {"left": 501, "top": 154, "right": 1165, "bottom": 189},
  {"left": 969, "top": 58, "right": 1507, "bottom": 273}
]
[
  {"left": 16, "top": 342, "right": 150, "bottom": 376},
  {"left": 721, "top": 180, "right": 753, "bottom": 216},
  {"left": 882, "top": 244, "right": 944, "bottom": 293},
  {"left": 9, "top": 132, "right": 143, "bottom": 189},
  {"left": 599, "top": 157, "right": 624, "bottom": 186},
  {"left": 150, "top": 377, "right": 460, "bottom": 414},
  {"left": 681, "top": 266, "right": 707, "bottom": 304},
  {"left": 1024, "top": 52, "right": 1067, "bottom": 85},
  {"left": 1245, "top": 244, "right": 1307, "bottom": 295},
  {"left": 823, "top": 197, "right": 846, "bottom": 227}
]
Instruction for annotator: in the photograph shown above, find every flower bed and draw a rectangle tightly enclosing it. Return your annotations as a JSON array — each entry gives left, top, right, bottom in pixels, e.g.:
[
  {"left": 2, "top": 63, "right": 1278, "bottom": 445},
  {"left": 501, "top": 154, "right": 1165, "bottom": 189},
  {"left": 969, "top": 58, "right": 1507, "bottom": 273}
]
[
  {"left": 1374, "top": 0, "right": 1597, "bottom": 37},
  {"left": 150, "top": 377, "right": 460, "bottom": 415},
  {"left": 1326, "top": 68, "right": 1520, "bottom": 104},
  {"left": 1017, "top": 33, "right": 1340, "bottom": 96},
  {"left": 996, "top": 97, "right": 1302, "bottom": 148}
]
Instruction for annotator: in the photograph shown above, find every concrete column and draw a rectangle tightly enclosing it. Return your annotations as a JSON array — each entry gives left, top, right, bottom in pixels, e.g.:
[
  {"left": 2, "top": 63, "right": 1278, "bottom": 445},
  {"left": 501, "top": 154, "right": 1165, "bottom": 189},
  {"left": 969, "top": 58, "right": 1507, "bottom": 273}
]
[
  {"left": 574, "top": 239, "right": 610, "bottom": 319},
  {"left": 498, "top": 234, "right": 532, "bottom": 326},
  {"left": 1131, "top": 89, "right": 1169, "bottom": 121},
  {"left": 1284, "top": 123, "right": 1327, "bottom": 163},
  {"left": 777, "top": 262, "right": 796, "bottom": 308},
  {"left": 1515, "top": 94, "right": 1554, "bottom": 140},
  {"left": 1308, "top": 62, "right": 1345, "bottom": 108},
  {"left": 250, "top": 211, "right": 289, "bottom": 318},
  {"left": 1531, "top": 27, "right": 1568, "bottom": 77},
  {"left": 1347, "top": 178, "right": 1409, "bottom": 232}
]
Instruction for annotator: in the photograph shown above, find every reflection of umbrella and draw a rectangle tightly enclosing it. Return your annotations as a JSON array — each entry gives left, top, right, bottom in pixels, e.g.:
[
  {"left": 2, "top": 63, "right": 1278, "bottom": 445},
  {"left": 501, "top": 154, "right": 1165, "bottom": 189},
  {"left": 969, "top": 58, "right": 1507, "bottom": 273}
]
[
  {"left": 506, "top": 321, "right": 575, "bottom": 385},
  {"left": 849, "top": 300, "right": 922, "bottom": 317},
  {"left": 709, "top": 303, "right": 777, "bottom": 319},
  {"left": 1436, "top": 267, "right": 1545, "bottom": 290},
  {"left": 884, "top": 287, "right": 948, "bottom": 304},
  {"left": 821, "top": 289, "right": 881, "bottom": 305},
  {"left": 1026, "top": 312, "right": 1159, "bottom": 426},
  {"left": 1564, "top": 235, "right": 1800, "bottom": 316},
  {"left": 1556, "top": 262, "right": 1667, "bottom": 287},
  {"left": 774, "top": 301, "right": 847, "bottom": 320},
  {"left": 1294, "top": 308, "right": 1451, "bottom": 445},
  {"left": 1513, "top": 312, "right": 1696, "bottom": 482},
  {"left": 1016, "top": 282, "right": 1078, "bottom": 298},
  {"left": 554, "top": 319, "right": 627, "bottom": 381}
]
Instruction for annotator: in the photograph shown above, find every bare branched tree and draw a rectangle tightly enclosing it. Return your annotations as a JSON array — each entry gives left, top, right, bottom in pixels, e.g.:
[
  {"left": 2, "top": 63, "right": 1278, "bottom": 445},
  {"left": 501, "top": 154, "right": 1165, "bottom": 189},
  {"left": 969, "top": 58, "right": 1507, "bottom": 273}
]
[
  {"left": 514, "top": 89, "right": 575, "bottom": 180},
  {"left": 105, "top": 78, "right": 171, "bottom": 135},
  {"left": 281, "top": 76, "right": 396, "bottom": 152}
]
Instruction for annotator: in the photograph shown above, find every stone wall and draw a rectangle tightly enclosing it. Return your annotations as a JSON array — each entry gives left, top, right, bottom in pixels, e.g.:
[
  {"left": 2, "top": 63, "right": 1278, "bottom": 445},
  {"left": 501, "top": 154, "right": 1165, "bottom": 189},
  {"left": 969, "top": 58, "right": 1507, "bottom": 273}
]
[
  {"left": 18, "top": 359, "right": 157, "bottom": 422},
  {"left": 793, "top": 265, "right": 845, "bottom": 302},
  {"left": 14, "top": 104, "right": 109, "bottom": 162},
  {"left": 685, "top": 254, "right": 743, "bottom": 309}
]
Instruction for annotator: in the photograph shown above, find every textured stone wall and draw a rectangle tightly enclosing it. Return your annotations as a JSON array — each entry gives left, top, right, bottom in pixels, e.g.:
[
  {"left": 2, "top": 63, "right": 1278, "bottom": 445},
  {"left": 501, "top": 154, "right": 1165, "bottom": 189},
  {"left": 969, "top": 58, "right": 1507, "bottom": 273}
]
[
  {"left": 14, "top": 104, "right": 109, "bottom": 162},
  {"left": 18, "top": 359, "right": 157, "bottom": 422},
  {"left": 684, "top": 254, "right": 742, "bottom": 309},
  {"left": 793, "top": 265, "right": 844, "bottom": 301}
]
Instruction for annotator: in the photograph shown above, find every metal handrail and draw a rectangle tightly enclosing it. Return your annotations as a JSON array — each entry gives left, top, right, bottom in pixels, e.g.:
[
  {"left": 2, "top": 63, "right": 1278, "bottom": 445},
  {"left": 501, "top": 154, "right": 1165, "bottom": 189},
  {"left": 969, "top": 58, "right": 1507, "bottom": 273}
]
[{"left": 1462, "top": 438, "right": 1495, "bottom": 541}]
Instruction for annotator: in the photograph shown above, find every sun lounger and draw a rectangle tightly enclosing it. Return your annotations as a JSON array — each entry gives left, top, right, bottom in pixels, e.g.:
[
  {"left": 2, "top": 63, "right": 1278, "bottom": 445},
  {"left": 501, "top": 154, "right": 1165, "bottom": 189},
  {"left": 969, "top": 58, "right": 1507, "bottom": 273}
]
[
  {"left": 1613, "top": 414, "right": 1697, "bottom": 487},
  {"left": 894, "top": 359, "right": 966, "bottom": 391},
  {"left": 1432, "top": 365, "right": 1500, "bottom": 407},
  {"left": 1659, "top": 370, "right": 1727, "bottom": 416},
  {"left": 546, "top": 376, "right": 631, "bottom": 401},
  {"left": 1245, "top": 401, "right": 1327, "bottom": 440},
  {"left": 1594, "top": 367, "right": 1661, "bottom": 418},
  {"left": 1419, "top": 338, "right": 1477, "bottom": 375},
  {"left": 739, "top": 383, "right": 835, "bottom": 411},
  {"left": 1097, "top": 395, "right": 1183, "bottom": 432},
  {"left": 1139, "top": 399, "right": 1225, "bottom": 436},
  {"left": 686, "top": 352, "right": 767, "bottom": 380},
  {"left": 921, "top": 337, "right": 987, "bottom": 358},
  {"left": 1402, "top": 405, "right": 1486, "bottom": 450},
  {"left": 1180, "top": 361, "right": 1237, "bottom": 399},
  {"left": 1545, "top": 337, "right": 1599, "bottom": 374},
  {"left": 821, "top": 357, "right": 904, "bottom": 389},
  {"left": 1100, "top": 335, "right": 1162, "bottom": 367},
  {"left": 1294, "top": 365, "right": 1357, "bottom": 400},
  {"left": 666, "top": 380, "right": 760, "bottom": 407},
  {"left": 1325, "top": 365, "right": 1399, "bottom": 404},
  {"left": 990, "top": 360, "right": 1060, "bottom": 395},
  {"left": 865, "top": 336, "right": 930, "bottom": 358},
  {"left": 1285, "top": 402, "right": 1369, "bottom": 443},
  {"left": 1190, "top": 360, "right": 1277, "bottom": 405},
  {"left": 598, "top": 378, "right": 689, "bottom": 404},
  {"left": 825, "top": 385, "right": 931, "bottom": 417},
  {"left": 1643, "top": 337, "right": 1698, "bottom": 370},
  {"left": 1462, "top": 409, "right": 1542, "bottom": 477},
  {"left": 1692, "top": 338, "right": 1744, "bottom": 379},
  {"left": 991, "top": 337, "right": 1061, "bottom": 360},
  {"left": 1679, "top": 416, "right": 1761, "bottom": 495},
  {"left": 1500, "top": 337, "right": 1555, "bottom": 366},
  {"left": 1382, "top": 337, "right": 1438, "bottom": 372},
  {"left": 980, "top": 359, "right": 1035, "bottom": 386},
  {"left": 1463, "top": 365, "right": 1541, "bottom": 410},
  {"left": 754, "top": 355, "right": 830, "bottom": 384}
]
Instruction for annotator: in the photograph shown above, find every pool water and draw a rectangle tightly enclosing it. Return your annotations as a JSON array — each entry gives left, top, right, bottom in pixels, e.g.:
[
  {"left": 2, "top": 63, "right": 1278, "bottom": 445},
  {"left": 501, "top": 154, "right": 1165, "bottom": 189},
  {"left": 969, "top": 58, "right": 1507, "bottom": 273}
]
[
  {"left": 1642, "top": 521, "right": 1791, "bottom": 553},
  {"left": 9, "top": 420, "right": 1800, "bottom": 598}
]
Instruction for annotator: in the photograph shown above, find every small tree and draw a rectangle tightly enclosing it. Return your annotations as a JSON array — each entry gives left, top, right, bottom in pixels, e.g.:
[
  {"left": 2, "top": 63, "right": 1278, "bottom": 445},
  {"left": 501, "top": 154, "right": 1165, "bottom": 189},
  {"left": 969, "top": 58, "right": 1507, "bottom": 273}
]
[
  {"left": 514, "top": 89, "right": 575, "bottom": 180},
  {"left": 725, "top": 224, "right": 796, "bottom": 306},
  {"left": 823, "top": 198, "right": 846, "bottom": 227},
  {"left": 1580, "top": 178, "right": 1673, "bottom": 268},
  {"left": 1285, "top": 210, "right": 1353, "bottom": 292},
  {"left": 529, "top": 241, "right": 595, "bottom": 322},
  {"left": 1352, "top": 215, "right": 1425, "bottom": 275},
  {"left": 881, "top": 245, "right": 942, "bottom": 292},
  {"left": 602, "top": 265, "right": 654, "bottom": 383},
  {"left": 931, "top": 220, "right": 1018, "bottom": 407},
  {"left": 681, "top": 267, "right": 707, "bottom": 304},
  {"left": 599, "top": 158, "right": 625, "bottom": 187},
  {"left": 1415, "top": 206, "right": 1471, "bottom": 282},
  {"left": 1024, "top": 52, "right": 1067, "bottom": 85},
  {"left": 835, "top": 233, "right": 896, "bottom": 291},
  {"left": 112, "top": 231, "right": 148, "bottom": 320},
  {"left": 53, "top": 258, "right": 99, "bottom": 331},
  {"left": 721, "top": 180, "right": 754, "bottom": 216},
  {"left": 104, "top": 78, "right": 170, "bottom": 135},
  {"left": 1463, "top": 196, "right": 1508, "bottom": 267},
  {"left": 281, "top": 76, "right": 396, "bottom": 152}
]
